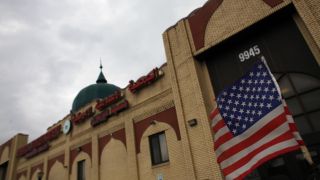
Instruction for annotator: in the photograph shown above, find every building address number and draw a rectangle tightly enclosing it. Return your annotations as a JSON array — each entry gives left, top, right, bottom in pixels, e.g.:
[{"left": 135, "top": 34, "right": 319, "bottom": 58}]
[{"left": 238, "top": 45, "right": 261, "bottom": 62}]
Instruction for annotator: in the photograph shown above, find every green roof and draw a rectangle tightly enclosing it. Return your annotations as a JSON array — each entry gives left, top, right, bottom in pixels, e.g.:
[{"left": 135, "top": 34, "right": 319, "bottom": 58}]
[{"left": 71, "top": 66, "right": 120, "bottom": 112}]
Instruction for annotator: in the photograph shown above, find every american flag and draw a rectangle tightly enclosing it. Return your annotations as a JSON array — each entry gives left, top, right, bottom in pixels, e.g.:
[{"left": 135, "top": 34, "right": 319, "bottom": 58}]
[{"left": 210, "top": 59, "right": 303, "bottom": 180}]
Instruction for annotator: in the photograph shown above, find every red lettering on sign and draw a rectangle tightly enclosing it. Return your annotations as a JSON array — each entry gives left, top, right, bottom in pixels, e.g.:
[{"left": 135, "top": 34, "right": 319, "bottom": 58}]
[
  {"left": 91, "top": 109, "right": 111, "bottom": 127},
  {"left": 17, "top": 125, "right": 61, "bottom": 158},
  {"left": 71, "top": 107, "right": 94, "bottom": 125},
  {"left": 91, "top": 100, "right": 129, "bottom": 127},
  {"left": 110, "top": 100, "right": 129, "bottom": 115},
  {"left": 25, "top": 143, "right": 50, "bottom": 159},
  {"left": 128, "top": 68, "right": 162, "bottom": 93},
  {"left": 95, "top": 90, "right": 122, "bottom": 111}
]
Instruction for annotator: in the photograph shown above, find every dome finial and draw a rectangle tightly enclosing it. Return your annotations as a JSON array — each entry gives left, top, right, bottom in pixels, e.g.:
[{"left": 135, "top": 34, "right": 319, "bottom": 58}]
[
  {"left": 96, "top": 59, "right": 107, "bottom": 84},
  {"left": 99, "top": 58, "right": 103, "bottom": 71}
]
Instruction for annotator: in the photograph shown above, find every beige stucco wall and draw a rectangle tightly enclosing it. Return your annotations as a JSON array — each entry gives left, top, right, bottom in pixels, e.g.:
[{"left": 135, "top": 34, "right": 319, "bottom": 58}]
[
  {"left": 100, "top": 138, "right": 128, "bottom": 180},
  {"left": 18, "top": 175, "right": 26, "bottom": 180},
  {"left": 0, "top": 146, "right": 9, "bottom": 164},
  {"left": 0, "top": 134, "right": 28, "bottom": 180},
  {"left": 305, "top": 0, "right": 320, "bottom": 24},
  {"left": 164, "top": 21, "right": 223, "bottom": 180},
  {"left": 31, "top": 168, "right": 41, "bottom": 180},
  {"left": 305, "top": 0, "right": 320, "bottom": 23},
  {"left": 203, "top": 0, "right": 291, "bottom": 52},
  {"left": 138, "top": 121, "right": 186, "bottom": 180},
  {"left": 48, "top": 161, "right": 66, "bottom": 180},
  {"left": 293, "top": 0, "right": 320, "bottom": 55},
  {"left": 13, "top": 65, "right": 189, "bottom": 180},
  {"left": 3, "top": 1, "right": 320, "bottom": 180},
  {"left": 163, "top": 0, "right": 320, "bottom": 179},
  {"left": 70, "top": 152, "right": 92, "bottom": 180}
]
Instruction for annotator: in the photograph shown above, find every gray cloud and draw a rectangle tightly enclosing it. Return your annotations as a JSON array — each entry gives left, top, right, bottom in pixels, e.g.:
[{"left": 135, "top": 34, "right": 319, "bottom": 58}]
[{"left": 0, "top": 0, "right": 207, "bottom": 143}]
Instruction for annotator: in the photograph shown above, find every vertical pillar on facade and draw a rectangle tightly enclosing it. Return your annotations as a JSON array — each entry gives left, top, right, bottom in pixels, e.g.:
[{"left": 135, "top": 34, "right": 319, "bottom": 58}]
[
  {"left": 7, "top": 136, "right": 17, "bottom": 180},
  {"left": 91, "top": 134, "right": 99, "bottom": 180},
  {"left": 26, "top": 165, "right": 31, "bottom": 180},
  {"left": 163, "top": 20, "right": 223, "bottom": 180},
  {"left": 10, "top": 134, "right": 28, "bottom": 180},
  {"left": 65, "top": 136, "right": 70, "bottom": 180},
  {"left": 125, "top": 118, "right": 139, "bottom": 180},
  {"left": 163, "top": 21, "right": 197, "bottom": 180},
  {"left": 43, "top": 156, "right": 48, "bottom": 180},
  {"left": 293, "top": 0, "right": 320, "bottom": 50}
]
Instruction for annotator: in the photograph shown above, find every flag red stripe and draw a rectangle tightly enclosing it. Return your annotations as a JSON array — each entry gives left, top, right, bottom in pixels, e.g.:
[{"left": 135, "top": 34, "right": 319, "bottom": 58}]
[
  {"left": 289, "top": 123, "right": 298, "bottom": 131},
  {"left": 217, "top": 113, "right": 286, "bottom": 163},
  {"left": 284, "top": 106, "right": 291, "bottom": 115},
  {"left": 284, "top": 101, "right": 305, "bottom": 146},
  {"left": 223, "top": 130, "right": 295, "bottom": 175},
  {"left": 234, "top": 145, "right": 300, "bottom": 180},
  {"left": 213, "top": 119, "right": 225, "bottom": 133},
  {"left": 297, "top": 140, "right": 304, "bottom": 145},
  {"left": 208, "top": 61, "right": 305, "bottom": 179},
  {"left": 214, "top": 132, "right": 233, "bottom": 151},
  {"left": 210, "top": 108, "right": 219, "bottom": 119}
]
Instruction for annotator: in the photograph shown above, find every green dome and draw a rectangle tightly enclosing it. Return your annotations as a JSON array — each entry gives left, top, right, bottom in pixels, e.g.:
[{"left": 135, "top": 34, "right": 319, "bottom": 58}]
[{"left": 71, "top": 66, "right": 120, "bottom": 112}]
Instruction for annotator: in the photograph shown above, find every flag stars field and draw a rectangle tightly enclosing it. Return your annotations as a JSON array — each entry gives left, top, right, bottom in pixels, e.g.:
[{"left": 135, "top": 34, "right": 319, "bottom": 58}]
[{"left": 211, "top": 59, "right": 303, "bottom": 179}]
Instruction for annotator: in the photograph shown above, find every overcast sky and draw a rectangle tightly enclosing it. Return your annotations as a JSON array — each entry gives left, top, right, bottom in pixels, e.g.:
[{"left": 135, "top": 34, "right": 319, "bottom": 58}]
[{"left": 0, "top": 0, "right": 207, "bottom": 144}]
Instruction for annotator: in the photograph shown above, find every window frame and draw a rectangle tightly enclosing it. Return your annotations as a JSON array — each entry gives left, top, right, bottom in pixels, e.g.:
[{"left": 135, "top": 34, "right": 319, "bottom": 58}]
[
  {"left": 77, "top": 160, "right": 86, "bottom": 180},
  {"left": 149, "top": 131, "right": 169, "bottom": 166}
]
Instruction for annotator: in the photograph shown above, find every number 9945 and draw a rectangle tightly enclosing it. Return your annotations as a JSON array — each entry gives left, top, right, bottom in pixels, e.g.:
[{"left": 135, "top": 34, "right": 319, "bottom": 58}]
[{"left": 238, "top": 45, "right": 261, "bottom": 62}]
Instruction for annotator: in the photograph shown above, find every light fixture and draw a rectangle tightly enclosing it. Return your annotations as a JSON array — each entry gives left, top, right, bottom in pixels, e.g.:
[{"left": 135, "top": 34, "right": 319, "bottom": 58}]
[
  {"left": 188, "top": 119, "right": 198, "bottom": 127},
  {"left": 77, "top": 147, "right": 82, "bottom": 152},
  {"left": 37, "top": 171, "right": 44, "bottom": 179}
]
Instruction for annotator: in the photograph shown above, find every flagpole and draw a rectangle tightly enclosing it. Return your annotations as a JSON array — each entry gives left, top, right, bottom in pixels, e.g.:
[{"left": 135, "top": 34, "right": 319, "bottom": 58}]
[
  {"left": 260, "top": 56, "right": 315, "bottom": 166},
  {"left": 301, "top": 145, "right": 314, "bottom": 165}
]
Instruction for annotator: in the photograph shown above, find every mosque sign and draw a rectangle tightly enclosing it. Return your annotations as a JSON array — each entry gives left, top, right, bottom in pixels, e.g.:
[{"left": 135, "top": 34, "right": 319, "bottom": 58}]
[
  {"left": 91, "top": 100, "right": 129, "bottom": 127},
  {"left": 128, "top": 67, "right": 163, "bottom": 93},
  {"left": 17, "top": 125, "right": 61, "bottom": 158},
  {"left": 71, "top": 107, "right": 95, "bottom": 125},
  {"left": 95, "top": 90, "right": 123, "bottom": 111}
]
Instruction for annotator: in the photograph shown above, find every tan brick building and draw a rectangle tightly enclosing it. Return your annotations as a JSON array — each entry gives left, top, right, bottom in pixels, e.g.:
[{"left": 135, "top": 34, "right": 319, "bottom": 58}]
[{"left": 0, "top": 0, "right": 320, "bottom": 179}]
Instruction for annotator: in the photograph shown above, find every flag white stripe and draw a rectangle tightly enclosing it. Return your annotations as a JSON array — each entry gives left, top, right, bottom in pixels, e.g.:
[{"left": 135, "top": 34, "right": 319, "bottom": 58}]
[
  {"left": 220, "top": 122, "right": 292, "bottom": 169},
  {"left": 225, "top": 138, "right": 299, "bottom": 180},
  {"left": 285, "top": 112, "right": 304, "bottom": 141},
  {"left": 211, "top": 113, "right": 222, "bottom": 127},
  {"left": 282, "top": 100, "right": 288, "bottom": 106},
  {"left": 293, "top": 132, "right": 303, "bottom": 141},
  {"left": 286, "top": 115, "right": 294, "bottom": 123},
  {"left": 214, "top": 125, "right": 229, "bottom": 141},
  {"left": 210, "top": 61, "right": 305, "bottom": 179},
  {"left": 215, "top": 105, "right": 283, "bottom": 157}
]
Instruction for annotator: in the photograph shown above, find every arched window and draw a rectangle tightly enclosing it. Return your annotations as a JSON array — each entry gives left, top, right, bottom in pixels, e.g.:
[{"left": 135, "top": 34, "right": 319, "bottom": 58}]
[{"left": 275, "top": 72, "right": 320, "bottom": 134}]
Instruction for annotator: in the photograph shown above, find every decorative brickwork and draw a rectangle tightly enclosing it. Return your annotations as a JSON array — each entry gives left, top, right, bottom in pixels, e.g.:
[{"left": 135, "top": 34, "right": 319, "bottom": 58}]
[
  {"left": 70, "top": 142, "right": 92, "bottom": 173},
  {"left": 188, "top": 0, "right": 223, "bottom": 51},
  {"left": 16, "top": 170, "right": 27, "bottom": 180},
  {"left": 98, "top": 128, "right": 126, "bottom": 163},
  {"left": 98, "top": 134, "right": 111, "bottom": 163},
  {"left": 113, "top": 128, "right": 126, "bottom": 147},
  {"left": 134, "top": 107, "right": 180, "bottom": 154},
  {"left": 262, "top": 0, "right": 284, "bottom": 7},
  {"left": 30, "top": 163, "right": 43, "bottom": 179},
  {"left": 47, "top": 153, "right": 65, "bottom": 179},
  {"left": 187, "top": 0, "right": 284, "bottom": 51}
]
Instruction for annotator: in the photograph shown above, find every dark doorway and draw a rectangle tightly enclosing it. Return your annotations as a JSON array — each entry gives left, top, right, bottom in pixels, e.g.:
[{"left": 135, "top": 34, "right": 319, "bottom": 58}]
[
  {"left": 198, "top": 5, "right": 320, "bottom": 180},
  {"left": 0, "top": 161, "right": 8, "bottom": 180}
]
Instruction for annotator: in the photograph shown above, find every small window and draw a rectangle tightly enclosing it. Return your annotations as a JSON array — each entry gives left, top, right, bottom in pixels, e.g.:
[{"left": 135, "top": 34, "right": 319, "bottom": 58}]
[
  {"left": 149, "top": 132, "right": 169, "bottom": 165},
  {"left": 77, "top": 160, "right": 85, "bottom": 180}
]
